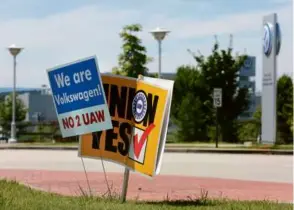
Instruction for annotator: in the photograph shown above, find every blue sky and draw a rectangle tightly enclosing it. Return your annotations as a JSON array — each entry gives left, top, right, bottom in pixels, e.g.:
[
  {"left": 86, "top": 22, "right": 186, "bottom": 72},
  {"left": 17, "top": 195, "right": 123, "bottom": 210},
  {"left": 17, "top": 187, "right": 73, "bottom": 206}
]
[{"left": 0, "top": 0, "right": 292, "bottom": 92}]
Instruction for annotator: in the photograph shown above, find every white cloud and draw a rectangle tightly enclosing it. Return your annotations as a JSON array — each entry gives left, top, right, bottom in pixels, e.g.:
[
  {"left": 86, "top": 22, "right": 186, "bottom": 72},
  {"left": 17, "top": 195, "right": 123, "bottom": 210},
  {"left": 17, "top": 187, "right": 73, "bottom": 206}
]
[
  {"left": 143, "top": 5, "right": 291, "bottom": 39},
  {"left": 145, "top": 4, "right": 292, "bottom": 92},
  {"left": 270, "top": 0, "right": 292, "bottom": 4},
  {"left": 0, "top": 5, "right": 141, "bottom": 87},
  {"left": 0, "top": 2, "right": 291, "bottom": 91}
]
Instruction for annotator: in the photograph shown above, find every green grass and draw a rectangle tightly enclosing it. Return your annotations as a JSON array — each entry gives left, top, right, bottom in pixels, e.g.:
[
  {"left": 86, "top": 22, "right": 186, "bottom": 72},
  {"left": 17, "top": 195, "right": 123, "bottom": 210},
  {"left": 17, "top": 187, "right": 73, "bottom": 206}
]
[
  {"left": 0, "top": 179, "right": 292, "bottom": 210},
  {"left": 270, "top": 144, "right": 293, "bottom": 150}
]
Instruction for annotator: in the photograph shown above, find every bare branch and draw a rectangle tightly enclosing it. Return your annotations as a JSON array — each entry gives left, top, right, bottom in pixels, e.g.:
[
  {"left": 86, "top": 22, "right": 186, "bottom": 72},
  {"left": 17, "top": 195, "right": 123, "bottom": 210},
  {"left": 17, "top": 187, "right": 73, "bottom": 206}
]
[
  {"left": 214, "top": 34, "right": 219, "bottom": 45},
  {"left": 229, "top": 34, "right": 233, "bottom": 49},
  {"left": 187, "top": 48, "right": 196, "bottom": 57},
  {"left": 197, "top": 49, "right": 203, "bottom": 56}
]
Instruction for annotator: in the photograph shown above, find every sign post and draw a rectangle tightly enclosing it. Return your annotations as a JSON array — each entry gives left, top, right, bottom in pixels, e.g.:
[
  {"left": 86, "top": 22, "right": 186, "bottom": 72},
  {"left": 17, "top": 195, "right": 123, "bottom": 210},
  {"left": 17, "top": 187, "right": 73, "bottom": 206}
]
[
  {"left": 213, "top": 88, "right": 222, "bottom": 148},
  {"left": 261, "top": 13, "right": 281, "bottom": 144},
  {"left": 120, "top": 74, "right": 144, "bottom": 203},
  {"left": 121, "top": 167, "right": 130, "bottom": 203},
  {"left": 78, "top": 73, "right": 174, "bottom": 202},
  {"left": 46, "top": 56, "right": 113, "bottom": 138}
]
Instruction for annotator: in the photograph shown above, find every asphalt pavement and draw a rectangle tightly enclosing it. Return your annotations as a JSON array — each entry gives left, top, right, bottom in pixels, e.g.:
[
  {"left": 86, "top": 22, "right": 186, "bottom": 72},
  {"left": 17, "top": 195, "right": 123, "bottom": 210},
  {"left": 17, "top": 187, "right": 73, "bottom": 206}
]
[{"left": 0, "top": 150, "right": 292, "bottom": 183}]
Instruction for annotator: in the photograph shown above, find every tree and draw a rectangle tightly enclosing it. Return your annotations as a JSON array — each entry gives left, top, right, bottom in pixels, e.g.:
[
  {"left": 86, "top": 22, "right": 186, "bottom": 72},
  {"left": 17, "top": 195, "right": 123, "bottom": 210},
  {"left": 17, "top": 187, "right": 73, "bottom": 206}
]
[
  {"left": 148, "top": 72, "right": 159, "bottom": 78},
  {"left": 251, "top": 75, "right": 293, "bottom": 144},
  {"left": 173, "top": 36, "right": 250, "bottom": 142},
  {"left": 277, "top": 74, "right": 293, "bottom": 143},
  {"left": 237, "top": 107, "right": 261, "bottom": 143},
  {"left": 111, "top": 66, "right": 126, "bottom": 76},
  {"left": 0, "top": 94, "right": 27, "bottom": 133},
  {"left": 190, "top": 39, "right": 250, "bottom": 142},
  {"left": 176, "top": 93, "right": 211, "bottom": 141},
  {"left": 113, "top": 24, "right": 151, "bottom": 78},
  {"left": 172, "top": 65, "right": 212, "bottom": 141}
]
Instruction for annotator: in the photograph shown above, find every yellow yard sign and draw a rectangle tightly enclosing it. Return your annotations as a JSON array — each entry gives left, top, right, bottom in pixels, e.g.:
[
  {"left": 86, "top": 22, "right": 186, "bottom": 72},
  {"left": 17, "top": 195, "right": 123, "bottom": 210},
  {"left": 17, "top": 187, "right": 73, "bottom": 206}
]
[{"left": 78, "top": 74, "right": 171, "bottom": 177}]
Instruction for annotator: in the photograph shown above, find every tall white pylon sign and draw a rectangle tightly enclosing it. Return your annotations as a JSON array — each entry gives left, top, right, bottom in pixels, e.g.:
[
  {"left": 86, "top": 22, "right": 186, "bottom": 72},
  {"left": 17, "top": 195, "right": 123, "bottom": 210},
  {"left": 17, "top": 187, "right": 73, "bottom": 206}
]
[{"left": 261, "top": 13, "right": 281, "bottom": 144}]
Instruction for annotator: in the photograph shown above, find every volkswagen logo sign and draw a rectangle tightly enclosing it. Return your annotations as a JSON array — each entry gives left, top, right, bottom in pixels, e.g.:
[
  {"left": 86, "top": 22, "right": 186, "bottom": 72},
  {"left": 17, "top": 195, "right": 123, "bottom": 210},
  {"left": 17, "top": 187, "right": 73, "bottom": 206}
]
[
  {"left": 244, "top": 57, "right": 252, "bottom": 69},
  {"left": 263, "top": 23, "right": 273, "bottom": 56},
  {"left": 276, "top": 22, "right": 281, "bottom": 56}
]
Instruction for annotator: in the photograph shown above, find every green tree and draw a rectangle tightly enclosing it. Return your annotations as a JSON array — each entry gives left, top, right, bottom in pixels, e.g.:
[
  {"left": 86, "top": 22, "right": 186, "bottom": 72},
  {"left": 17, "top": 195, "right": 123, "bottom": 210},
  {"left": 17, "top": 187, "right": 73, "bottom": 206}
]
[
  {"left": 173, "top": 37, "right": 250, "bottom": 142},
  {"left": 148, "top": 72, "right": 159, "bottom": 78},
  {"left": 277, "top": 74, "right": 293, "bottom": 143},
  {"left": 111, "top": 66, "right": 126, "bottom": 76},
  {"left": 113, "top": 24, "right": 151, "bottom": 78},
  {"left": 176, "top": 93, "right": 211, "bottom": 141},
  {"left": 237, "top": 104, "right": 262, "bottom": 143},
  {"left": 250, "top": 75, "right": 293, "bottom": 144},
  {"left": 0, "top": 94, "right": 27, "bottom": 133},
  {"left": 253, "top": 105, "right": 261, "bottom": 121},
  {"left": 190, "top": 40, "right": 250, "bottom": 142},
  {"left": 172, "top": 65, "right": 212, "bottom": 141},
  {"left": 172, "top": 65, "right": 198, "bottom": 118},
  {"left": 237, "top": 105, "right": 261, "bottom": 143}
]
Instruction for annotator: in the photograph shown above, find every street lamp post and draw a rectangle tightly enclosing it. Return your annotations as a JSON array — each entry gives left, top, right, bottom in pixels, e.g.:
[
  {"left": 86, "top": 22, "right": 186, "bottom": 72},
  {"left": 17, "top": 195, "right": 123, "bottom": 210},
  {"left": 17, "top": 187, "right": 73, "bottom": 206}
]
[
  {"left": 7, "top": 44, "right": 23, "bottom": 144},
  {"left": 150, "top": 27, "right": 170, "bottom": 78}
]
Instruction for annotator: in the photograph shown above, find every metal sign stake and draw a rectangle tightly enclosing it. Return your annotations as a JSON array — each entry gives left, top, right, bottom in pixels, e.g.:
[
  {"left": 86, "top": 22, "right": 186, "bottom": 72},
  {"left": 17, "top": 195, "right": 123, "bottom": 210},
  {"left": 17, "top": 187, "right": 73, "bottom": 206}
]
[
  {"left": 213, "top": 88, "right": 222, "bottom": 148},
  {"left": 120, "top": 74, "right": 144, "bottom": 203},
  {"left": 120, "top": 168, "right": 130, "bottom": 203},
  {"left": 216, "top": 107, "right": 219, "bottom": 148}
]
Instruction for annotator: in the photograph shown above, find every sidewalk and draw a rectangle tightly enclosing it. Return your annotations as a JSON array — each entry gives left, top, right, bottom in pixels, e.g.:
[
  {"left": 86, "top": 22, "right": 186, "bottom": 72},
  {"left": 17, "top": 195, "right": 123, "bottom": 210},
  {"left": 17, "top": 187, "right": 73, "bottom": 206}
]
[
  {"left": 0, "top": 169, "right": 292, "bottom": 203},
  {"left": 0, "top": 143, "right": 292, "bottom": 155}
]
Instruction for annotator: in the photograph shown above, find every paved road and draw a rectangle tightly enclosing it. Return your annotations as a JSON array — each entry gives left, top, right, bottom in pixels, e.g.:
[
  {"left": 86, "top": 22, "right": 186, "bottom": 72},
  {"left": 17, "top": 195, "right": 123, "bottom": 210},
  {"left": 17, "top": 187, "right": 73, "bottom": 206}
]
[{"left": 0, "top": 150, "right": 292, "bottom": 183}]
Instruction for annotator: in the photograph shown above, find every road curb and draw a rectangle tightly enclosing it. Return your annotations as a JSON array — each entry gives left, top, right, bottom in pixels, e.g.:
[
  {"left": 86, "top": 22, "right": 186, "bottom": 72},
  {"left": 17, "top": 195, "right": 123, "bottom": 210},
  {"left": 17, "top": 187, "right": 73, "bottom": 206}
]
[
  {"left": 0, "top": 145, "right": 292, "bottom": 155},
  {"left": 0, "top": 146, "right": 78, "bottom": 151},
  {"left": 165, "top": 148, "right": 293, "bottom": 155}
]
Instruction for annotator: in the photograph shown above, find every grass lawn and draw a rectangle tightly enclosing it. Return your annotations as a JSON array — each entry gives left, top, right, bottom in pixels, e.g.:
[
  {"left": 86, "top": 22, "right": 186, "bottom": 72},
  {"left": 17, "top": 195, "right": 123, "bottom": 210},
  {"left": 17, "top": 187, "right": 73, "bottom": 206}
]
[{"left": 0, "top": 180, "right": 292, "bottom": 210}]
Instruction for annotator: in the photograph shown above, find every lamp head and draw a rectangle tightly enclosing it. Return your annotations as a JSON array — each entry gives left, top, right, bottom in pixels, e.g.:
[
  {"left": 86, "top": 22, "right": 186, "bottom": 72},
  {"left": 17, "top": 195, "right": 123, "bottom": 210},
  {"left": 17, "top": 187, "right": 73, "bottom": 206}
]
[
  {"left": 150, "top": 27, "right": 170, "bottom": 41},
  {"left": 8, "top": 44, "right": 23, "bottom": 56}
]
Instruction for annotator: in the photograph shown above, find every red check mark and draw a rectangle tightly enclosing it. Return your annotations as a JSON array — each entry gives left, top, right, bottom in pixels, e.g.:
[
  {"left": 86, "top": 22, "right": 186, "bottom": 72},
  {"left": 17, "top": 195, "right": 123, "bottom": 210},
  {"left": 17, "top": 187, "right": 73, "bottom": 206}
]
[{"left": 133, "top": 123, "right": 156, "bottom": 159}]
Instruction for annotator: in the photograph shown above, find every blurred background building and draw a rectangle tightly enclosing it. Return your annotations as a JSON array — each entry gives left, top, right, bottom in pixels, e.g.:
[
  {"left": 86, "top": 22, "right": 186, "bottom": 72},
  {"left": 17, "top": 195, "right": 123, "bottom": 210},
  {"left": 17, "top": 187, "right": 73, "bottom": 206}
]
[{"left": 0, "top": 55, "right": 259, "bottom": 124}]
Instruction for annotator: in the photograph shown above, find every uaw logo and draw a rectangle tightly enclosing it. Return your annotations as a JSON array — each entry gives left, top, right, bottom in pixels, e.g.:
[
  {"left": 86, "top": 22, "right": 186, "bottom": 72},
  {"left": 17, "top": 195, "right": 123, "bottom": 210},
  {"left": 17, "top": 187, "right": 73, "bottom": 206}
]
[
  {"left": 132, "top": 91, "right": 148, "bottom": 123},
  {"left": 129, "top": 90, "right": 153, "bottom": 164}
]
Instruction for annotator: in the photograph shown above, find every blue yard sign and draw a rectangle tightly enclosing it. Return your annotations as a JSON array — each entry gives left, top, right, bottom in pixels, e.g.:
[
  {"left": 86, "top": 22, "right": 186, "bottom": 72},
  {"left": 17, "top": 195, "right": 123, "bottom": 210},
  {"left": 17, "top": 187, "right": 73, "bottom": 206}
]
[{"left": 47, "top": 56, "right": 112, "bottom": 137}]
